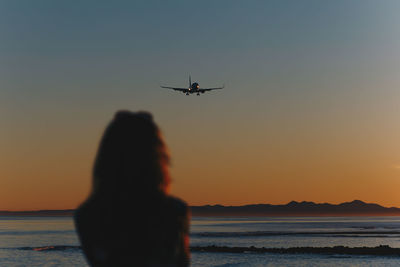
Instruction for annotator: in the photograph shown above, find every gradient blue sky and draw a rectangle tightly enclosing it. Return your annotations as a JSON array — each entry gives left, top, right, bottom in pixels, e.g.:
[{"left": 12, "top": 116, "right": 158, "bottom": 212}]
[{"left": 1, "top": 1, "right": 400, "bottom": 209}]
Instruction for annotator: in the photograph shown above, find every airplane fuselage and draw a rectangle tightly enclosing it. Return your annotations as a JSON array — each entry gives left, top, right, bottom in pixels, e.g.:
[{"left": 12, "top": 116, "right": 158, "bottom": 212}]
[{"left": 188, "top": 82, "right": 201, "bottom": 93}]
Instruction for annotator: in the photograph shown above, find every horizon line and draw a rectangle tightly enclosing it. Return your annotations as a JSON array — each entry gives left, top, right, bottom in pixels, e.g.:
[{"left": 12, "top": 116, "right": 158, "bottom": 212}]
[{"left": 1, "top": 199, "right": 399, "bottom": 212}]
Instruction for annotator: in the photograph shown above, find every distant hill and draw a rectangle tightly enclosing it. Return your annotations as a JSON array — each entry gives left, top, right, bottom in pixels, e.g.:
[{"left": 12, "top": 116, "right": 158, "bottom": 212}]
[
  {"left": 191, "top": 200, "right": 400, "bottom": 216},
  {"left": 1, "top": 200, "right": 399, "bottom": 217}
]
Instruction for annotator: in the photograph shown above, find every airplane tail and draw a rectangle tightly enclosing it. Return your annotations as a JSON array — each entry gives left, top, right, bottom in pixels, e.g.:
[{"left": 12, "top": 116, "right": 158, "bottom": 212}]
[{"left": 189, "top": 75, "right": 191, "bottom": 88}]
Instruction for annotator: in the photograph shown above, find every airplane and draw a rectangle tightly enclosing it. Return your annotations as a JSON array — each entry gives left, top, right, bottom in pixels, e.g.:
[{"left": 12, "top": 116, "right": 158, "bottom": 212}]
[{"left": 161, "top": 76, "right": 224, "bottom": 95}]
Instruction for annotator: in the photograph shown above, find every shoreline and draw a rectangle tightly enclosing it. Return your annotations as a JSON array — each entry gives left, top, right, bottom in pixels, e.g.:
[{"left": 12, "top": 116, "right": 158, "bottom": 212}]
[{"left": 13, "top": 245, "right": 400, "bottom": 256}]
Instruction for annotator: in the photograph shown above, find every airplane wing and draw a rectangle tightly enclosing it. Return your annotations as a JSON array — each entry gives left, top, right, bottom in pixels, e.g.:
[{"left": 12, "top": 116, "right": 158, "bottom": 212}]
[
  {"left": 198, "top": 85, "right": 225, "bottom": 93},
  {"left": 160, "top": 86, "right": 189, "bottom": 92}
]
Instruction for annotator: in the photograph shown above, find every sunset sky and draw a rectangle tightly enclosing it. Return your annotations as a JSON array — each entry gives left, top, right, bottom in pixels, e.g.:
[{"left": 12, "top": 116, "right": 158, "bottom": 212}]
[{"left": 1, "top": 1, "right": 400, "bottom": 210}]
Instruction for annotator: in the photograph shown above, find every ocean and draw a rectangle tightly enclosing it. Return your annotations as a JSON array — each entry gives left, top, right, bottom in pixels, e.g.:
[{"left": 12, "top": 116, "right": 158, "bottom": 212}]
[{"left": 1, "top": 216, "right": 400, "bottom": 266}]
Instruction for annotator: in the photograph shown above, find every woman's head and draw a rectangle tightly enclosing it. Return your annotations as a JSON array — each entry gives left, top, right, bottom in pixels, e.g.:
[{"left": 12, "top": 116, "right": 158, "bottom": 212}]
[{"left": 92, "top": 111, "right": 170, "bottom": 198}]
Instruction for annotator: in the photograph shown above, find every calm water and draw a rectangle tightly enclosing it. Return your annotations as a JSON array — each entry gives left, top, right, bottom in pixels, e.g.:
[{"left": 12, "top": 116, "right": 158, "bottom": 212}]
[{"left": 1, "top": 216, "right": 400, "bottom": 266}]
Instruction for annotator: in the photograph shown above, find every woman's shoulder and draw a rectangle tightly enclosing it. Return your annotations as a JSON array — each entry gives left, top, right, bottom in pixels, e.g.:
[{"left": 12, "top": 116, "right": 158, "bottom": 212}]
[
  {"left": 164, "top": 196, "right": 189, "bottom": 217},
  {"left": 74, "top": 198, "right": 101, "bottom": 225}
]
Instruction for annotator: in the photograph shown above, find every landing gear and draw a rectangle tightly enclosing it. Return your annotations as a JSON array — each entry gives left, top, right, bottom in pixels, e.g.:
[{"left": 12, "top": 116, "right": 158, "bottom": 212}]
[
  {"left": 186, "top": 92, "right": 189, "bottom": 95},
  {"left": 197, "top": 93, "right": 200, "bottom": 96}
]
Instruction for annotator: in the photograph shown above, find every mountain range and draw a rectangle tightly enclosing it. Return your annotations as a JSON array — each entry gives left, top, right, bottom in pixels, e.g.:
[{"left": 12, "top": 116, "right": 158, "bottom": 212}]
[
  {"left": 1, "top": 200, "right": 399, "bottom": 216},
  {"left": 190, "top": 200, "right": 400, "bottom": 216}
]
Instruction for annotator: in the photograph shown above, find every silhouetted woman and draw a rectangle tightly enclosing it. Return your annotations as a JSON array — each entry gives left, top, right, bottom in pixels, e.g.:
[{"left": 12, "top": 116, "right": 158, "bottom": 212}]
[{"left": 75, "top": 111, "right": 190, "bottom": 267}]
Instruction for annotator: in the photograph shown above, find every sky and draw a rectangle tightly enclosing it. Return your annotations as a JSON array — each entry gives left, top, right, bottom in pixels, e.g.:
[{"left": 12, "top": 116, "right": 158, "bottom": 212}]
[{"left": 1, "top": 0, "right": 400, "bottom": 210}]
